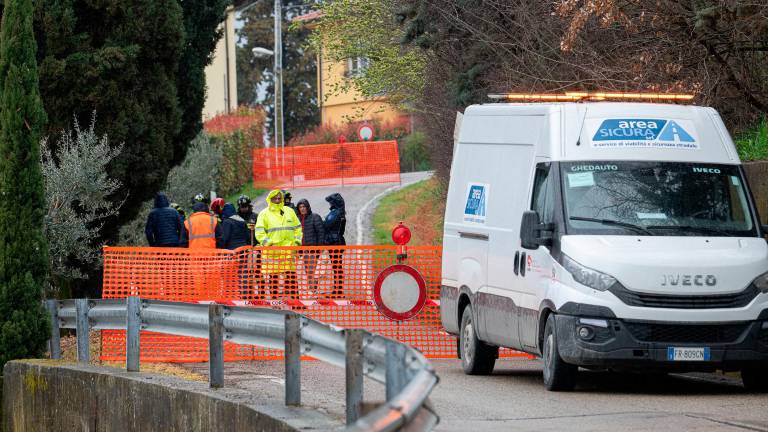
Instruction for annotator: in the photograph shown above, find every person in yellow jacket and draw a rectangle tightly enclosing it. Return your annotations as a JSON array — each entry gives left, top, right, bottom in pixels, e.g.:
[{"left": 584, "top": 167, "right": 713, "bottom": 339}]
[{"left": 255, "top": 190, "right": 303, "bottom": 298}]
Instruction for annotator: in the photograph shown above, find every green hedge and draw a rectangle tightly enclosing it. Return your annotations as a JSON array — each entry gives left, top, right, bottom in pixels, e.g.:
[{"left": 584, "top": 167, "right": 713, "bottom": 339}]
[
  {"left": 736, "top": 117, "right": 768, "bottom": 161},
  {"left": 210, "top": 128, "right": 259, "bottom": 196}
]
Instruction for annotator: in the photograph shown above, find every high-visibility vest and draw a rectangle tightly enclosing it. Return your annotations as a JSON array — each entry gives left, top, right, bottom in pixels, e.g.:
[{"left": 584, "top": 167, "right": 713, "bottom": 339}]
[{"left": 185, "top": 212, "right": 217, "bottom": 249}]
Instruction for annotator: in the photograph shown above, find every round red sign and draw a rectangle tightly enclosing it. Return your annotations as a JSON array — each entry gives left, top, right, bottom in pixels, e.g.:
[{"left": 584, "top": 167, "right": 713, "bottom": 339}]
[
  {"left": 373, "top": 264, "right": 427, "bottom": 321},
  {"left": 357, "top": 124, "right": 374, "bottom": 141}
]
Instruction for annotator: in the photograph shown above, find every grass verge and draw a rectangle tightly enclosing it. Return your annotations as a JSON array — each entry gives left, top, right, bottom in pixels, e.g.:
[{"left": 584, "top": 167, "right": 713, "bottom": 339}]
[
  {"left": 736, "top": 117, "right": 768, "bottom": 161},
  {"left": 372, "top": 177, "right": 446, "bottom": 245},
  {"left": 224, "top": 181, "right": 268, "bottom": 205}
]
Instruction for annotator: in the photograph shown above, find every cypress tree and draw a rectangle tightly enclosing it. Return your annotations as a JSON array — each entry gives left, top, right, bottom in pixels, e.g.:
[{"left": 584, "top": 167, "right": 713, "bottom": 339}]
[
  {"left": 0, "top": 0, "right": 51, "bottom": 367},
  {"left": 35, "top": 0, "right": 185, "bottom": 242},
  {"left": 175, "top": 0, "right": 230, "bottom": 166}
]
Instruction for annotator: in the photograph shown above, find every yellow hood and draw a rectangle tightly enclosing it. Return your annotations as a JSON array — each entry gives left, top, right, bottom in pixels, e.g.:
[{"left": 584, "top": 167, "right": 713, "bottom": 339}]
[{"left": 266, "top": 189, "right": 284, "bottom": 212}]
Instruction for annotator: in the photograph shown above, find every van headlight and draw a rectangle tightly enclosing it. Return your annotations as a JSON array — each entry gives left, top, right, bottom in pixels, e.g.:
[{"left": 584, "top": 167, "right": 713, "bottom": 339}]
[
  {"left": 561, "top": 254, "right": 617, "bottom": 291},
  {"left": 753, "top": 271, "right": 768, "bottom": 293}
]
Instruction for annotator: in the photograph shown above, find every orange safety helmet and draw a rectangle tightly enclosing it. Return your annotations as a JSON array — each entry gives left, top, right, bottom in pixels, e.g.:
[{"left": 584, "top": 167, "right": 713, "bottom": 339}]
[{"left": 211, "top": 197, "right": 225, "bottom": 215}]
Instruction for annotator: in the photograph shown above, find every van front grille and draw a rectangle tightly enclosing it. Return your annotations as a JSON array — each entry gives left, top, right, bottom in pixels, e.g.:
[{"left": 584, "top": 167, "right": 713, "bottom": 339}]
[
  {"left": 609, "top": 283, "right": 759, "bottom": 309},
  {"left": 624, "top": 322, "right": 748, "bottom": 344}
]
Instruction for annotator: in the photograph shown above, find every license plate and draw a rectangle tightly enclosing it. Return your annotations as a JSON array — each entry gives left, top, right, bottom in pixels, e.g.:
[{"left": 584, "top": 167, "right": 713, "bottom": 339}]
[{"left": 667, "top": 347, "right": 710, "bottom": 361}]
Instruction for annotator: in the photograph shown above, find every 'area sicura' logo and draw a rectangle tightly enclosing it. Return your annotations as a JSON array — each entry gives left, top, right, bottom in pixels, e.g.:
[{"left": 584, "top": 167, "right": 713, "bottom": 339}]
[{"left": 591, "top": 118, "right": 698, "bottom": 149}]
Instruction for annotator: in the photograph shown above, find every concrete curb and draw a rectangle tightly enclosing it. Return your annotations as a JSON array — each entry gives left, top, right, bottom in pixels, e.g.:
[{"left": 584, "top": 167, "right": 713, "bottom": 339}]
[{"left": 3, "top": 360, "right": 340, "bottom": 432}]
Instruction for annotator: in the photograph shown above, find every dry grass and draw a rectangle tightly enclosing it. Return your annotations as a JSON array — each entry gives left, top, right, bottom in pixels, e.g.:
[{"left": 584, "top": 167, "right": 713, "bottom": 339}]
[
  {"left": 57, "top": 331, "right": 205, "bottom": 382},
  {"left": 372, "top": 177, "right": 446, "bottom": 245}
]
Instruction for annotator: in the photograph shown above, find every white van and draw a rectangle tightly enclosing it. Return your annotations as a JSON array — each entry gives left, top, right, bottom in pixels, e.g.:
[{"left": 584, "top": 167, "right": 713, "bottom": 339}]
[{"left": 440, "top": 101, "right": 768, "bottom": 391}]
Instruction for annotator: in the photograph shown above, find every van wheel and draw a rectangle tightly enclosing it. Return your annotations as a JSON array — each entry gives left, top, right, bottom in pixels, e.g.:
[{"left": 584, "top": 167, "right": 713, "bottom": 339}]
[
  {"left": 741, "top": 367, "right": 768, "bottom": 392},
  {"left": 542, "top": 314, "right": 578, "bottom": 391},
  {"left": 460, "top": 305, "right": 497, "bottom": 375}
]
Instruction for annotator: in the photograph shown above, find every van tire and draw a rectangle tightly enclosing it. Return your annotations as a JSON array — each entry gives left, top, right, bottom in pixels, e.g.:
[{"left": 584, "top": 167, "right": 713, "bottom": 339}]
[
  {"left": 542, "top": 314, "right": 578, "bottom": 391},
  {"left": 460, "top": 305, "right": 497, "bottom": 375},
  {"left": 741, "top": 367, "right": 768, "bottom": 392}
]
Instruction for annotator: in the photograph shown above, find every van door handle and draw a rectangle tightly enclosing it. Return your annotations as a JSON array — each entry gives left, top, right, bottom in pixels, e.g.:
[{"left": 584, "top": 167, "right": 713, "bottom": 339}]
[
  {"left": 520, "top": 252, "right": 527, "bottom": 277},
  {"left": 513, "top": 251, "right": 520, "bottom": 276},
  {"left": 459, "top": 231, "right": 489, "bottom": 241}
]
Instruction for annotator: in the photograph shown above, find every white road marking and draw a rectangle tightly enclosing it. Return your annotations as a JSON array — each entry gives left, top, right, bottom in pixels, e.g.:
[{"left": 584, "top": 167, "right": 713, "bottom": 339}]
[{"left": 355, "top": 172, "right": 433, "bottom": 245}]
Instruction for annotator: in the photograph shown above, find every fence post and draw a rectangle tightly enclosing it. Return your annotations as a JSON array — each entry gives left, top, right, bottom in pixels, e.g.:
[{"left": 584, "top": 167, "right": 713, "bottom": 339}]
[
  {"left": 386, "top": 341, "right": 407, "bottom": 401},
  {"left": 46, "top": 300, "right": 61, "bottom": 360},
  {"left": 209, "top": 304, "right": 224, "bottom": 388},
  {"left": 284, "top": 313, "right": 301, "bottom": 406},
  {"left": 126, "top": 296, "right": 141, "bottom": 372},
  {"left": 75, "top": 299, "right": 90, "bottom": 364},
  {"left": 345, "top": 329, "right": 364, "bottom": 425}
]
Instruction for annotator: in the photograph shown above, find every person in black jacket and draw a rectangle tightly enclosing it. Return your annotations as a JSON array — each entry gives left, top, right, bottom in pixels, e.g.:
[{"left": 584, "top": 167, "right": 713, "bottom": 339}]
[
  {"left": 216, "top": 203, "right": 250, "bottom": 250},
  {"left": 297, "top": 199, "right": 324, "bottom": 292},
  {"left": 216, "top": 203, "right": 252, "bottom": 297},
  {"left": 145, "top": 192, "right": 185, "bottom": 247},
  {"left": 324, "top": 193, "right": 346, "bottom": 298},
  {"left": 297, "top": 199, "right": 324, "bottom": 246}
]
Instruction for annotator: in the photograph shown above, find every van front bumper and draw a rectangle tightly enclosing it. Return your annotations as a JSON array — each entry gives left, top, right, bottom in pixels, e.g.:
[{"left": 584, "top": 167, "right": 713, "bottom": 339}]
[{"left": 555, "top": 313, "right": 768, "bottom": 371}]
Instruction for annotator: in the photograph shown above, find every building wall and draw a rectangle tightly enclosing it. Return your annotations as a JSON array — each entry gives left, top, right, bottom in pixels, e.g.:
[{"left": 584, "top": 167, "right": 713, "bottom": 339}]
[
  {"left": 203, "top": 8, "right": 238, "bottom": 120},
  {"left": 318, "top": 54, "right": 403, "bottom": 127}
]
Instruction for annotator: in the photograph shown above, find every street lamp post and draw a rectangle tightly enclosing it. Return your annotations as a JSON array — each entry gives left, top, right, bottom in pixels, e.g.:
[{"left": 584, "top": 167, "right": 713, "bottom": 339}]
[
  {"left": 273, "top": 0, "right": 284, "bottom": 157},
  {"left": 246, "top": 0, "right": 288, "bottom": 177}
]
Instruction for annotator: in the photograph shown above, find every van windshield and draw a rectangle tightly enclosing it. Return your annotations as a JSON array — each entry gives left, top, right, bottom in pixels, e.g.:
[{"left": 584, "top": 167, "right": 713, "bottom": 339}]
[{"left": 560, "top": 161, "right": 757, "bottom": 237}]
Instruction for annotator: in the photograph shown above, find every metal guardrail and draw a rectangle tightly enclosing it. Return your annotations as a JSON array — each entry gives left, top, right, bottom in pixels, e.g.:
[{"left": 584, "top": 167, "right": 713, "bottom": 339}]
[{"left": 46, "top": 298, "right": 439, "bottom": 431}]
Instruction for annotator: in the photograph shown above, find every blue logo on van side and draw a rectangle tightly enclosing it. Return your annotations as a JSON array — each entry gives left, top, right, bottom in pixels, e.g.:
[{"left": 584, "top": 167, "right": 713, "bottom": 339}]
[
  {"left": 464, "top": 184, "right": 487, "bottom": 223},
  {"left": 657, "top": 120, "right": 695, "bottom": 142},
  {"left": 593, "top": 119, "right": 696, "bottom": 143},
  {"left": 593, "top": 119, "right": 666, "bottom": 141}
]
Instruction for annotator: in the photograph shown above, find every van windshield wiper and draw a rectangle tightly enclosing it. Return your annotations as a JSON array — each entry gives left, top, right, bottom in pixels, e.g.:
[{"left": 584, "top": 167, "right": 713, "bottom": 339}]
[
  {"left": 645, "top": 225, "right": 733, "bottom": 237},
  {"left": 569, "top": 216, "right": 652, "bottom": 235}
]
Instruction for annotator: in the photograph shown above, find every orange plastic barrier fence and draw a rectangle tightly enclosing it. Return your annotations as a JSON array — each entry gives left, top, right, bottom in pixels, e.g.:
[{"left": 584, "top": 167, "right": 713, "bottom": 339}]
[
  {"left": 101, "top": 245, "right": 528, "bottom": 362},
  {"left": 252, "top": 140, "right": 401, "bottom": 189}
]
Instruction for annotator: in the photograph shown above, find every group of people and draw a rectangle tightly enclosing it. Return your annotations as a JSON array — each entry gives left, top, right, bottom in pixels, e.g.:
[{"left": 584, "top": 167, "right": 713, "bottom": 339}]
[{"left": 144, "top": 189, "right": 347, "bottom": 298}]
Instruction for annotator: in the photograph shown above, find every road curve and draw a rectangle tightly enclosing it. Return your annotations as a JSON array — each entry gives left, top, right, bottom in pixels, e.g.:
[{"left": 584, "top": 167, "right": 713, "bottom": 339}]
[
  {"left": 251, "top": 171, "right": 433, "bottom": 245},
  {"left": 183, "top": 358, "right": 768, "bottom": 431}
]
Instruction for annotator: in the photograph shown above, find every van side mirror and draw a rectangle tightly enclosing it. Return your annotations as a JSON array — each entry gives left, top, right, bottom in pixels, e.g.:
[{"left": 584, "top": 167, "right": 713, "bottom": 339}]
[{"left": 520, "top": 211, "right": 554, "bottom": 250}]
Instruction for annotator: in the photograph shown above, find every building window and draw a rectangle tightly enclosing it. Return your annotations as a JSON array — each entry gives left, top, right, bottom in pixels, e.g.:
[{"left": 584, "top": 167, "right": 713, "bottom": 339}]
[{"left": 346, "top": 57, "right": 370, "bottom": 77}]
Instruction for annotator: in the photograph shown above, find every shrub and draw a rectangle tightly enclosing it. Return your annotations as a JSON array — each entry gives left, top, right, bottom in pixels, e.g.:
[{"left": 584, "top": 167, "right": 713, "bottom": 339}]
[
  {"left": 119, "top": 133, "right": 222, "bottom": 245},
  {"left": 210, "top": 129, "right": 260, "bottom": 196},
  {"left": 204, "top": 107, "right": 265, "bottom": 196},
  {"left": 41, "top": 114, "right": 123, "bottom": 295},
  {"left": 735, "top": 117, "right": 768, "bottom": 162},
  {"left": 288, "top": 116, "right": 411, "bottom": 146},
  {"left": 400, "top": 131, "right": 432, "bottom": 172},
  {"left": 204, "top": 106, "right": 265, "bottom": 136}
]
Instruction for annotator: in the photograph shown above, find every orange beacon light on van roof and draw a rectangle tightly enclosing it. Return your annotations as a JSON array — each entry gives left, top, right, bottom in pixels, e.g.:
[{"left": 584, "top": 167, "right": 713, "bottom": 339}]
[{"left": 487, "top": 92, "right": 695, "bottom": 102}]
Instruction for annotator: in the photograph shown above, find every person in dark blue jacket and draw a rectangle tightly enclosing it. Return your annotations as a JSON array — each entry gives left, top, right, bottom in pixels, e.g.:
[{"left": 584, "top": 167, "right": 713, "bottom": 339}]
[
  {"left": 216, "top": 203, "right": 251, "bottom": 250},
  {"left": 324, "top": 193, "right": 346, "bottom": 246},
  {"left": 216, "top": 203, "right": 253, "bottom": 297},
  {"left": 145, "top": 192, "right": 185, "bottom": 247},
  {"left": 324, "top": 193, "right": 346, "bottom": 298}
]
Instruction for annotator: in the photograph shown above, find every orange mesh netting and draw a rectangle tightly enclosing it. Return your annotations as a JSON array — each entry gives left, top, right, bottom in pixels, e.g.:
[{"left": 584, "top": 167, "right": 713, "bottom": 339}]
[
  {"left": 101, "top": 246, "right": 529, "bottom": 362},
  {"left": 252, "top": 140, "right": 401, "bottom": 189}
]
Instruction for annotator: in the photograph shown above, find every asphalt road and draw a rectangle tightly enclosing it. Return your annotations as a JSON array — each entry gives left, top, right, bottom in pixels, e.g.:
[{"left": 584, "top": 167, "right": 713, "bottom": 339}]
[
  {"left": 251, "top": 171, "right": 433, "bottom": 245},
  {"left": 207, "top": 172, "right": 767, "bottom": 430},
  {"left": 183, "top": 358, "right": 768, "bottom": 431}
]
